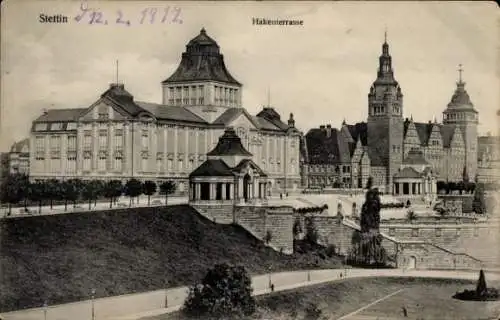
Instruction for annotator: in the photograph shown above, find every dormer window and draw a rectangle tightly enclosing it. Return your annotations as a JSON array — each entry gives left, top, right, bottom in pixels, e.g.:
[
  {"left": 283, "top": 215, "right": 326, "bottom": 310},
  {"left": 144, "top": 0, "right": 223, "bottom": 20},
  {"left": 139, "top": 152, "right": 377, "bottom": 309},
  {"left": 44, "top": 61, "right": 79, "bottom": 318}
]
[{"left": 50, "top": 123, "right": 63, "bottom": 131}]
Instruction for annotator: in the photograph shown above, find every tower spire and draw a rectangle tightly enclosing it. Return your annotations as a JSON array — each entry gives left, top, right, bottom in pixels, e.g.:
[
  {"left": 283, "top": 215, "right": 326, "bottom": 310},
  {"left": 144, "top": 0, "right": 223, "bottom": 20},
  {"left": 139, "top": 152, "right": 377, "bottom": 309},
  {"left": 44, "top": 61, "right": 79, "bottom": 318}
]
[
  {"left": 458, "top": 64, "right": 464, "bottom": 84},
  {"left": 384, "top": 25, "right": 387, "bottom": 43}
]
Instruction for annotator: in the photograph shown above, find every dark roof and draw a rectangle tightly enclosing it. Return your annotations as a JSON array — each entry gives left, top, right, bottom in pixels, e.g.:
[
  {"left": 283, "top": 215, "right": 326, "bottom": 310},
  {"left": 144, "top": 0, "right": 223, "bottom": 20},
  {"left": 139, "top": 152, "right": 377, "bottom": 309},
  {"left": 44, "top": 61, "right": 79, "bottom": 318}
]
[
  {"left": 207, "top": 127, "right": 253, "bottom": 156},
  {"left": 346, "top": 122, "right": 368, "bottom": 146},
  {"left": 10, "top": 138, "right": 29, "bottom": 153},
  {"left": 136, "top": 101, "right": 207, "bottom": 123},
  {"left": 189, "top": 159, "right": 234, "bottom": 177},
  {"left": 403, "top": 148, "right": 429, "bottom": 165},
  {"left": 33, "top": 108, "right": 87, "bottom": 122},
  {"left": 394, "top": 167, "right": 422, "bottom": 179},
  {"left": 101, "top": 84, "right": 146, "bottom": 116},
  {"left": 256, "top": 107, "right": 289, "bottom": 131},
  {"left": 446, "top": 81, "right": 476, "bottom": 112},
  {"left": 414, "top": 122, "right": 433, "bottom": 145},
  {"left": 439, "top": 124, "right": 456, "bottom": 148},
  {"left": 162, "top": 29, "right": 241, "bottom": 85},
  {"left": 305, "top": 126, "right": 351, "bottom": 164},
  {"left": 212, "top": 108, "right": 242, "bottom": 125},
  {"left": 233, "top": 159, "right": 267, "bottom": 177}
]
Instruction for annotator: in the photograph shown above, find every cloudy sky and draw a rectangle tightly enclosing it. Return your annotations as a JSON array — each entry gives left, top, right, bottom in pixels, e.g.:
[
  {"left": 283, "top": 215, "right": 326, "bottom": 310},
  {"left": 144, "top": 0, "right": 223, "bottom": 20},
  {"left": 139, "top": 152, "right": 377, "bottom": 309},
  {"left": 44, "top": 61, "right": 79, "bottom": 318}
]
[{"left": 1, "top": 1, "right": 498, "bottom": 151}]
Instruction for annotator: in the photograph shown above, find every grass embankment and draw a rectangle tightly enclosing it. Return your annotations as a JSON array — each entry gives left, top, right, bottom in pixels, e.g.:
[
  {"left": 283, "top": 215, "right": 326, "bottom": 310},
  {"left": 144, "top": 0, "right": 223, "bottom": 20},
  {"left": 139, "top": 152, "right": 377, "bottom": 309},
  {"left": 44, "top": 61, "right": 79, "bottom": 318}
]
[
  {"left": 0, "top": 205, "right": 342, "bottom": 312},
  {"left": 151, "top": 277, "right": 500, "bottom": 320}
]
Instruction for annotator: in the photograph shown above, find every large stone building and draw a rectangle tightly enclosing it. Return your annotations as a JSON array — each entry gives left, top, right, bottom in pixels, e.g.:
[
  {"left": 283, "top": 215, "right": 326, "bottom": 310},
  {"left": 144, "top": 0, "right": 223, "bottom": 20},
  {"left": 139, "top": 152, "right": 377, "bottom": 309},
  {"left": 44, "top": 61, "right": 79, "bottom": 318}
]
[
  {"left": 304, "top": 37, "right": 478, "bottom": 193},
  {"left": 28, "top": 29, "right": 302, "bottom": 193},
  {"left": 477, "top": 134, "right": 500, "bottom": 184},
  {"left": 7, "top": 138, "right": 30, "bottom": 175}
]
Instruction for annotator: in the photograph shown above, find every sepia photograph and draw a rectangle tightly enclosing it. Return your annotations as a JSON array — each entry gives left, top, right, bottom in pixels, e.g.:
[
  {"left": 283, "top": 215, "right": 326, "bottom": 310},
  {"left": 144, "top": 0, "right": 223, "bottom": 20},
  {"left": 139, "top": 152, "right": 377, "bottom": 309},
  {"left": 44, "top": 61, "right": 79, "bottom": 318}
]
[{"left": 0, "top": 1, "right": 499, "bottom": 319}]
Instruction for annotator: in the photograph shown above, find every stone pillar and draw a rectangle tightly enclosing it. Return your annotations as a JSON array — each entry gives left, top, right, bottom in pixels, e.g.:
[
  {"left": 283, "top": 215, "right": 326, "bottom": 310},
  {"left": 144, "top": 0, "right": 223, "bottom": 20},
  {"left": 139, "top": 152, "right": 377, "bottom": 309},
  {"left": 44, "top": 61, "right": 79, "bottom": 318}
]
[
  {"left": 229, "top": 183, "right": 233, "bottom": 200},
  {"left": 238, "top": 178, "right": 244, "bottom": 199},
  {"left": 418, "top": 183, "right": 421, "bottom": 195},
  {"left": 253, "top": 179, "right": 258, "bottom": 199},
  {"left": 209, "top": 183, "right": 214, "bottom": 200},
  {"left": 221, "top": 183, "right": 226, "bottom": 201},
  {"left": 195, "top": 183, "right": 201, "bottom": 200}
]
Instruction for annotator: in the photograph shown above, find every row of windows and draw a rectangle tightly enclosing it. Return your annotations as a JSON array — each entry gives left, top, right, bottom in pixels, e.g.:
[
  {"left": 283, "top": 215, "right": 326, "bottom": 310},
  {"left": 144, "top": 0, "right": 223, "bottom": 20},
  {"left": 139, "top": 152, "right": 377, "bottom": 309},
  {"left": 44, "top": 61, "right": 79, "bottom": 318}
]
[
  {"left": 214, "top": 85, "right": 238, "bottom": 106},
  {"left": 168, "top": 85, "right": 204, "bottom": 106},
  {"left": 444, "top": 113, "right": 477, "bottom": 121}
]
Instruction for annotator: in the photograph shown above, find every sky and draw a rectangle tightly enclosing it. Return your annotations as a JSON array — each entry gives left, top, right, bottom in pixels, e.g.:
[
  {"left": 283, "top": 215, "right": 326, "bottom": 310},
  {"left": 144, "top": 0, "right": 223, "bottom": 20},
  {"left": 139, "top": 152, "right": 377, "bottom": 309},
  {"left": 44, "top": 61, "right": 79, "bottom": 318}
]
[{"left": 1, "top": 1, "right": 498, "bottom": 151}]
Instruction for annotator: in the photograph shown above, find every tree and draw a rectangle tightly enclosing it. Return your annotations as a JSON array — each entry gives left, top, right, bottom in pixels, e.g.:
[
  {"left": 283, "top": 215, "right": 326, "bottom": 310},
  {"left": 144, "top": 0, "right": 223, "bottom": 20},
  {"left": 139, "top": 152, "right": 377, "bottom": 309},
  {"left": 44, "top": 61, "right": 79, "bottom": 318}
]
[
  {"left": 45, "top": 179, "right": 61, "bottom": 209},
  {"left": 304, "top": 217, "right": 318, "bottom": 244},
  {"left": 183, "top": 264, "right": 255, "bottom": 318},
  {"left": 293, "top": 217, "right": 302, "bottom": 239},
  {"left": 143, "top": 180, "right": 157, "bottom": 206},
  {"left": 82, "top": 180, "right": 102, "bottom": 210},
  {"left": 104, "top": 180, "right": 123, "bottom": 208},
  {"left": 124, "top": 178, "right": 143, "bottom": 207},
  {"left": 61, "top": 180, "right": 78, "bottom": 211},
  {"left": 159, "top": 181, "right": 176, "bottom": 205},
  {"left": 365, "top": 176, "right": 373, "bottom": 190},
  {"left": 476, "top": 269, "right": 487, "bottom": 297},
  {"left": 31, "top": 182, "right": 44, "bottom": 214},
  {"left": 472, "top": 184, "right": 487, "bottom": 214},
  {"left": 0, "top": 173, "right": 27, "bottom": 215}
]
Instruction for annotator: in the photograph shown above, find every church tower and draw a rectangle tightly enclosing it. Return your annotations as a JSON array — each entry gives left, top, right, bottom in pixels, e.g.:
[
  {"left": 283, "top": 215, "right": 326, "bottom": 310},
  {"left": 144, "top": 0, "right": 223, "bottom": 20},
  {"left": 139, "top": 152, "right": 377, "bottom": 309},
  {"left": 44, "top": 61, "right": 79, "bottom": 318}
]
[
  {"left": 442, "top": 65, "right": 479, "bottom": 181},
  {"left": 367, "top": 33, "right": 404, "bottom": 193}
]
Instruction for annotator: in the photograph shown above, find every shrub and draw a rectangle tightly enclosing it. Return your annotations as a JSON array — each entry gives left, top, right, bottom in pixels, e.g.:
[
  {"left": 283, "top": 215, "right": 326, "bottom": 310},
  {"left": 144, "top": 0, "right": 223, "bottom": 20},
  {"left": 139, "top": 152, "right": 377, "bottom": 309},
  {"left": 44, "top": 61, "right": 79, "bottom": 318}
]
[
  {"left": 325, "top": 244, "right": 337, "bottom": 257},
  {"left": 183, "top": 263, "right": 255, "bottom": 318},
  {"left": 304, "top": 302, "right": 322, "bottom": 320}
]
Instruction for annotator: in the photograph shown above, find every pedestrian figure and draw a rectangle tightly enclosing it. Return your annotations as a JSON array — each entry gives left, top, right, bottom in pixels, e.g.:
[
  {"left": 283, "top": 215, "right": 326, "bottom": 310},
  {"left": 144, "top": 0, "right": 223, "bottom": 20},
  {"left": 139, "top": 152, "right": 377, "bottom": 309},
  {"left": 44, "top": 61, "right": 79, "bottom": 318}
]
[
  {"left": 286, "top": 192, "right": 288, "bottom": 197},
  {"left": 340, "top": 272, "right": 343, "bottom": 278},
  {"left": 280, "top": 193, "right": 283, "bottom": 200},
  {"left": 402, "top": 306, "right": 408, "bottom": 317},
  {"left": 270, "top": 283, "right": 274, "bottom": 292}
]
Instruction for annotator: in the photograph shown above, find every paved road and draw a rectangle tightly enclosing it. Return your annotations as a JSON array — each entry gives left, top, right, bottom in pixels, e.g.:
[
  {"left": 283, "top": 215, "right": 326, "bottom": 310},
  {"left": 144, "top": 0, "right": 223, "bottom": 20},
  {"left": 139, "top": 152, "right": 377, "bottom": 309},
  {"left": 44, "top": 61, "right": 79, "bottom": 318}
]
[
  {"left": 0, "top": 197, "right": 188, "bottom": 218},
  {"left": 2, "top": 268, "right": 493, "bottom": 320}
]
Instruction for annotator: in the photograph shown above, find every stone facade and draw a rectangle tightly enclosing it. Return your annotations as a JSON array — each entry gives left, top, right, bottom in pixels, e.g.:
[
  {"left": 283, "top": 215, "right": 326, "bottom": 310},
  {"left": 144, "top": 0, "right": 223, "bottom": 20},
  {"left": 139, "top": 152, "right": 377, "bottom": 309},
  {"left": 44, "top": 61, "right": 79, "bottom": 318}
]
[
  {"left": 27, "top": 29, "right": 301, "bottom": 194},
  {"left": 304, "top": 39, "right": 478, "bottom": 193},
  {"left": 8, "top": 138, "right": 30, "bottom": 175}
]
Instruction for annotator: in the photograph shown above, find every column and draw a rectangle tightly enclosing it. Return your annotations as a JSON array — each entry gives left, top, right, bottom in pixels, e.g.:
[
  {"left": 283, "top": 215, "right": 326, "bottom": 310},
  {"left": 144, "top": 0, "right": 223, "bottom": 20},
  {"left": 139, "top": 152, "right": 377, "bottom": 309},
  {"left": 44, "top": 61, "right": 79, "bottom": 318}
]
[
  {"left": 229, "top": 183, "right": 234, "bottom": 200},
  {"left": 221, "top": 183, "right": 226, "bottom": 201},
  {"left": 418, "top": 183, "right": 421, "bottom": 195},
  {"left": 210, "top": 183, "right": 216, "bottom": 200},
  {"left": 238, "top": 178, "right": 244, "bottom": 199},
  {"left": 253, "top": 179, "right": 258, "bottom": 199},
  {"left": 92, "top": 123, "right": 98, "bottom": 172},
  {"left": 195, "top": 183, "right": 201, "bottom": 200}
]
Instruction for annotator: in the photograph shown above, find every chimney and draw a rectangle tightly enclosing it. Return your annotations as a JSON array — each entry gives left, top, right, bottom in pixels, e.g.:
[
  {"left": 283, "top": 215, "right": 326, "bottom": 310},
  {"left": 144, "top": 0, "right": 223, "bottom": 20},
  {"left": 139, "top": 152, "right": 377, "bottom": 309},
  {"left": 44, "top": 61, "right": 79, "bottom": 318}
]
[
  {"left": 326, "top": 124, "right": 332, "bottom": 138},
  {"left": 42, "top": 108, "right": 48, "bottom": 115},
  {"left": 319, "top": 125, "right": 325, "bottom": 129}
]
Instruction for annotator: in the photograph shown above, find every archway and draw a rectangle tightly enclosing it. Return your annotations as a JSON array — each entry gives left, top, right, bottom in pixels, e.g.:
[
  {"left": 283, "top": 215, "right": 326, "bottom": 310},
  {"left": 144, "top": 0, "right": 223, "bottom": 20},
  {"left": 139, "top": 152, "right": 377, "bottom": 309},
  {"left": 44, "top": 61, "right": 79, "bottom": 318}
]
[
  {"left": 407, "top": 256, "right": 417, "bottom": 269},
  {"left": 243, "top": 174, "right": 251, "bottom": 201}
]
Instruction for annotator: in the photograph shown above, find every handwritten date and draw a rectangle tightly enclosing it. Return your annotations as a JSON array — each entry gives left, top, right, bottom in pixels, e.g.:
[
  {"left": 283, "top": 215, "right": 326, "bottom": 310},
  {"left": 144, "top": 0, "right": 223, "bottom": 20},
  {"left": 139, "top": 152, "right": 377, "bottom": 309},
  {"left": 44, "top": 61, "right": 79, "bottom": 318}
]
[{"left": 74, "top": 3, "right": 183, "bottom": 26}]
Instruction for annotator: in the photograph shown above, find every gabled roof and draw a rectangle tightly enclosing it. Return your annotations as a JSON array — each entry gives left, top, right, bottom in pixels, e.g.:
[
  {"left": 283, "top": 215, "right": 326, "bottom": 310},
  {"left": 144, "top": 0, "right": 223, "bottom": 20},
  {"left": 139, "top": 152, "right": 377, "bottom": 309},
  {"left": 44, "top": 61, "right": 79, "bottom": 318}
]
[
  {"left": 439, "top": 124, "right": 456, "bottom": 148},
  {"left": 162, "top": 29, "right": 241, "bottom": 85},
  {"left": 256, "top": 107, "right": 290, "bottom": 131},
  {"left": 305, "top": 126, "right": 351, "bottom": 164},
  {"left": 189, "top": 159, "right": 234, "bottom": 177},
  {"left": 213, "top": 108, "right": 262, "bottom": 129},
  {"left": 10, "top": 138, "right": 29, "bottom": 153},
  {"left": 101, "top": 84, "right": 146, "bottom": 117},
  {"left": 394, "top": 167, "right": 422, "bottom": 179},
  {"left": 33, "top": 108, "right": 87, "bottom": 122},
  {"left": 414, "top": 122, "right": 433, "bottom": 145},
  {"left": 233, "top": 159, "right": 267, "bottom": 177},
  {"left": 346, "top": 122, "right": 368, "bottom": 146},
  {"left": 403, "top": 148, "right": 429, "bottom": 165},
  {"left": 136, "top": 101, "right": 207, "bottom": 123},
  {"left": 207, "top": 127, "right": 252, "bottom": 156}
]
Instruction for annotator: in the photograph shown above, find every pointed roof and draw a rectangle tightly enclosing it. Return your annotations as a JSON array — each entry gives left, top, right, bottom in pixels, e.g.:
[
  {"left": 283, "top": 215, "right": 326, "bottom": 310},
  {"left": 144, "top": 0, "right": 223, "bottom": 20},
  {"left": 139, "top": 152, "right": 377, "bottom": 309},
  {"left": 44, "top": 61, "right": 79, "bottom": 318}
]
[
  {"left": 162, "top": 29, "right": 241, "bottom": 85},
  {"left": 233, "top": 159, "right": 267, "bottom": 177},
  {"left": 10, "top": 138, "right": 29, "bottom": 153},
  {"left": 101, "top": 83, "right": 145, "bottom": 116},
  {"left": 403, "top": 148, "right": 429, "bottom": 165},
  {"left": 206, "top": 127, "right": 252, "bottom": 156},
  {"left": 189, "top": 159, "right": 234, "bottom": 177}
]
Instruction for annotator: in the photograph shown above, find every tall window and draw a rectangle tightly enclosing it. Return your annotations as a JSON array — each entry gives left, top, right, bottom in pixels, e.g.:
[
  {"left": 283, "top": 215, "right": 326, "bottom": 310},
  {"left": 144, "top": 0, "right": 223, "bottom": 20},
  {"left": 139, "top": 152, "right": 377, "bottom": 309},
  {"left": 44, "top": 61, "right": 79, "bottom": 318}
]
[
  {"left": 114, "top": 153, "right": 123, "bottom": 171},
  {"left": 67, "top": 135, "right": 77, "bottom": 151},
  {"left": 98, "top": 152, "right": 106, "bottom": 171},
  {"left": 99, "top": 129, "right": 108, "bottom": 150},
  {"left": 198, "top": 85, "right": 204, "bottom": 105},
  {"left": 175, "top": 87, "right": 182, "bottom": 105},
  {"left": 178, "top": 159, "right": 183, "bottom": 171},
  {"left": 67, "top": 152, "right": 76, "bottom": 173},
  {"left": 141, "top": 156, "right": 148, "bottom": 172},
  {"left": 141, "top": 129, "right": 149, "bottom": 150},
  {"left": 169, "top": 87, "right": 175, "bottom": 105},
  {"left": 115, "top": 129, "right": 124, "bottom": 150},
  {"left": 83, "top": 152, "right": 91, "bottom": 171},
  {"left": 168, "top": 159, "right": 173, "bottom": 171},
  {"left": 50, "top": 136, "right": 61, "bottom": 158},
  {"left": 35, "top": 136, "right": 45, "bottom": 160},
  {"left": 84, "top": 131, "right": 92, "bottom": 150},
  {"left": 183, "top": 87, "right": 189, "bottom": 105}
]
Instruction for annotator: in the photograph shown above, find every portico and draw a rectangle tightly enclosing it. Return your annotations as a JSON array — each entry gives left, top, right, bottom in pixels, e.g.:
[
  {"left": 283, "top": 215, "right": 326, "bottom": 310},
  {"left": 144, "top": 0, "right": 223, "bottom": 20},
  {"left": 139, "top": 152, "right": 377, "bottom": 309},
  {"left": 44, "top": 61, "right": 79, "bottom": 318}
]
[{"left": 393, "top": 148, "right": 437, "bottom": 197}]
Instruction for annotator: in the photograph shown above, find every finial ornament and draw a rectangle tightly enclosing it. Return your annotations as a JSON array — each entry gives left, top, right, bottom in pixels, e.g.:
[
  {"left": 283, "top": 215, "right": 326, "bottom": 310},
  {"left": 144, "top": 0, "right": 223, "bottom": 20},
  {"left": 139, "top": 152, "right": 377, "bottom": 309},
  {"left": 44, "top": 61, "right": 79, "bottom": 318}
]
[
  {"left": 458, "top": 64, "right": 463, "bottom": 83},
  {"left": 384, "top": 26, "right": 387, "bottom": 43},
  {"left": 115, "top": 60, "right": 119, "bottom": 84}
]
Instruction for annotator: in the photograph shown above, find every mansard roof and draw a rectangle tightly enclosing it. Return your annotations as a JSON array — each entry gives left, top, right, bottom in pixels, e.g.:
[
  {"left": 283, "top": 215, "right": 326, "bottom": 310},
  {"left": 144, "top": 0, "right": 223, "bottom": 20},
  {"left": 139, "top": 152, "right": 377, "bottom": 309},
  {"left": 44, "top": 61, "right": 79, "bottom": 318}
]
[
  {"left": 33, "top": 108, "right": 87, "bottom": 123},
  {"left": 394, "top": 167, "right": 422, "bottom": 179},
  {"left": 162, "top": 29, "right": 241, "bottom": 85},
  {"left": 189, "top": 159, "right": 234, "bottom": 177},
  {"left": 136, "top": 101, "right": 206, "bottom": 123},
  {"left": 206, "top": 127, "right": 252, "bottom": 156},
  {"left": 403, "top": 148, "right": 429, "bottom": 165}
]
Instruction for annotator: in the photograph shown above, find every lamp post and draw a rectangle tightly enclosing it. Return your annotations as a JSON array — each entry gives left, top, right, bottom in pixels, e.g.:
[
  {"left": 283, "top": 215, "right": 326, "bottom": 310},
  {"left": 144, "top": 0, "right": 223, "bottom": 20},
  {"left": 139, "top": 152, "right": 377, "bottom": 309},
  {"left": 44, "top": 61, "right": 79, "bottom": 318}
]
[
  {"left": 91, "top": 288, "right": 96, "bottom": 320},
  {"left": 43, "top": 300, "right": 48, "bottom": 320},
  {"left": 268, "top": 265, "right": 272, "bottom": 291}
]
